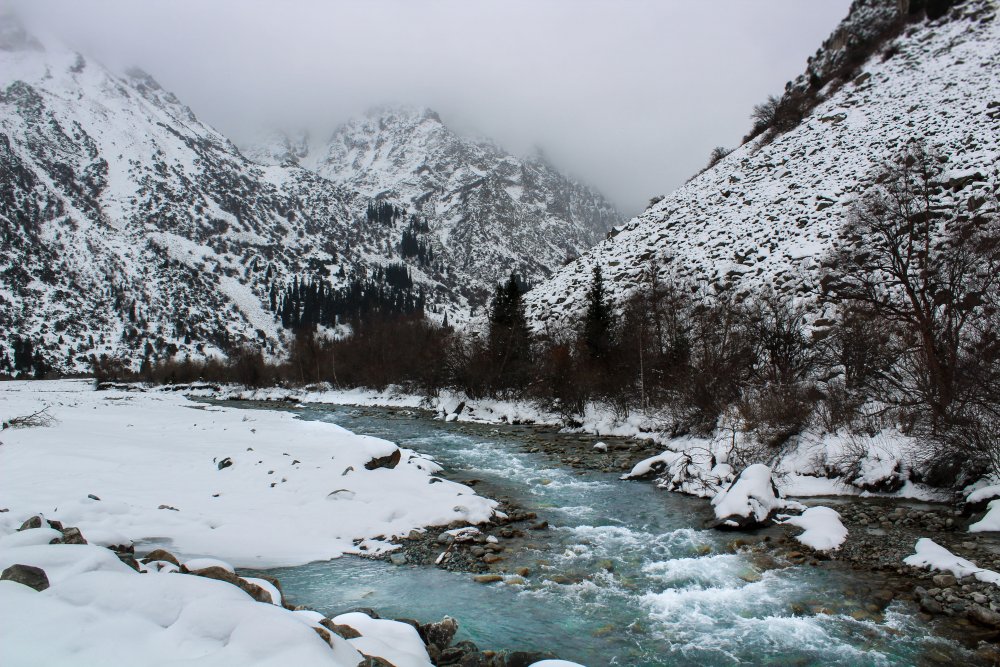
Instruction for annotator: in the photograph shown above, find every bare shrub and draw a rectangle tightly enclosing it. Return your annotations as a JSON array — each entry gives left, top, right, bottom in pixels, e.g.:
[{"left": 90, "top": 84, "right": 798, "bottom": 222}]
[
  {"left": 3, "top": 407, "right": 55, "bottom": 429},
  {"left": 736, "top": 384, "right": 814, "bottom": 449}
]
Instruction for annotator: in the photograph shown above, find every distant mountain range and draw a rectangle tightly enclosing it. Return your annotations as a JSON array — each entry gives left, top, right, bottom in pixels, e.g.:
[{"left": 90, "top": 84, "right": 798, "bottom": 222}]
[{"left": 0, "top": 16, "right": 621, "bottom": 373}]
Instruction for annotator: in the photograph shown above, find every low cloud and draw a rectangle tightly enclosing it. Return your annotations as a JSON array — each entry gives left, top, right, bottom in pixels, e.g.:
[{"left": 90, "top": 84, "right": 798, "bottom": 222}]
[{"left": 10, "top": 0, "right": 851, "bottom": 215}]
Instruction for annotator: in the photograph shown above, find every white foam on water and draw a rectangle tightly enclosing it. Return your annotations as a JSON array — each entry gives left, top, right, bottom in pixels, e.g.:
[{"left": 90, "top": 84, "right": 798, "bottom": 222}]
[
  {"left": 550, "top": 505, "right": 596, "bottom": 519},
  {"left": 642, "top": 553, "right": 748, "bottom": 589},
  {"left": 554, "top": 525, "right": 706, "bottom": 563}
]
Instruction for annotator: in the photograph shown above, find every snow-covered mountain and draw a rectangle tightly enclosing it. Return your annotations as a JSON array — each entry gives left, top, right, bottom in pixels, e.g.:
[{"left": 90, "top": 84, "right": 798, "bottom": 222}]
[
  {"left": 251, "top": 106, "right": 621, "bottom": 299},
  {"left": 0, "top": 17, "right": 621, "bottom": 373},
  {"left": 525, "top": 0, "right": 1000, "bottom": 328}
]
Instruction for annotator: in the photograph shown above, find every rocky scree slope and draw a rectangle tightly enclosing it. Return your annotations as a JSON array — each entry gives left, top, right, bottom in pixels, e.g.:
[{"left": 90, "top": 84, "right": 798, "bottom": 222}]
[
  {"left": 0, "top": 19, "right": 619, "bottom": 373},
  {"left": 525, "top": 0, "right": 1000, "bottom": 330}
]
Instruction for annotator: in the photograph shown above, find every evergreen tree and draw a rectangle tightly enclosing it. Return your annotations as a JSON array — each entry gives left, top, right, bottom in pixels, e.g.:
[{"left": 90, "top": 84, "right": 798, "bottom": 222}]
[
  {"left": 583, "top": 265, "right": 614, "bottom": 359},
  {"left": 487, "top": 273, "right": 532, "bottom": 394}
]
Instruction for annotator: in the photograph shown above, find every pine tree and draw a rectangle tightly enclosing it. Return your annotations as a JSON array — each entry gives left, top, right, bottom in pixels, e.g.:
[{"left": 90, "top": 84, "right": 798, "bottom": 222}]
[
  {"left": 583, "top": 264, "right": 614, "bottom": 360},
  {"left": 487, "top": 273, "right": 532, "bottom": 394}
]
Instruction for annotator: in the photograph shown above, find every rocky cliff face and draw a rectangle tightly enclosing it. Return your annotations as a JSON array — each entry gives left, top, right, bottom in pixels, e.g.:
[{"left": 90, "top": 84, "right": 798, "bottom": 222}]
[{"left": 525, "top": 0, "right": 999, "bottom": 330}]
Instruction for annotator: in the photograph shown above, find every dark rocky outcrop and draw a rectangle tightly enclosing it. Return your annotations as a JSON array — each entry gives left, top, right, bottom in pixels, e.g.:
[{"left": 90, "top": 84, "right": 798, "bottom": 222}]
[
  {"left": 1, "top": 563, "right": 49, "bottom": 591},
  {"left": 364, "top": 448, "right": 402, "bottom": 470}
]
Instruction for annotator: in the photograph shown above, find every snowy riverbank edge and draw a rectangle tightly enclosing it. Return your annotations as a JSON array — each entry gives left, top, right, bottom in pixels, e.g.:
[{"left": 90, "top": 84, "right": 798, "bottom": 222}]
[
  {"left": 0, "top": 380, "right": 587, "bottom": 667},
  {"left": 189, "top": 381, "right": 970, "bottom": 506}
]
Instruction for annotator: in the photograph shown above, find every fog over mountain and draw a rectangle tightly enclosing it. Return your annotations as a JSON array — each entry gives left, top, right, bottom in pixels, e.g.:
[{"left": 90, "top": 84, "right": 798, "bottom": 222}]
[{"left": 6, "top": 0, "right": 850, "bottom": 215}]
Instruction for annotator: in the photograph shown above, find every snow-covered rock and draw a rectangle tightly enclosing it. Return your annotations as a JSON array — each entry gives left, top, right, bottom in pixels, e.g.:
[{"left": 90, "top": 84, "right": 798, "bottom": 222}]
[
  {"left": 904, "top": 538, "right": 1000, "bottom": 586},
  {"left": 777, "top": 506, "right": 848, "bottom": 551},
  {"left": 711, "top": 464, "right": 796, "bottom": 530},
  {"left": 331, "top": 611, "right": 433, "bottom": 667},
  {"left": 969, "top": 499, "right": 1000, "bottom": 533}
]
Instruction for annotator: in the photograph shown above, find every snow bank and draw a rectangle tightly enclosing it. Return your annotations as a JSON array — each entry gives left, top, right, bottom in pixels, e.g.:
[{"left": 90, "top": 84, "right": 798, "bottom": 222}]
[
  {"left": 969, "top": 499, "right": 1000, "bottom": 533},
  {"left": 0, "top": 380, "right": 497, "bottom": 568},
  {"left": 180, "top": 383, "right": 954, "bottom": 505},
  {"left": 904, "top": 538, "right": 1000, "bottom": 586},
  {"left": 777, "top": 506, "right": 848, "bottom": 551},
  {"left": 0, "top": 536, "right": 364, "bottom": 667}
]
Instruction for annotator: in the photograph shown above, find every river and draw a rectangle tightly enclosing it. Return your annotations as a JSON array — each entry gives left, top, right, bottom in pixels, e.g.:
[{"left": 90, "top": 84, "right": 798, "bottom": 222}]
[{"left": 240, "top": 402, "right": 983, "bottom": 666}]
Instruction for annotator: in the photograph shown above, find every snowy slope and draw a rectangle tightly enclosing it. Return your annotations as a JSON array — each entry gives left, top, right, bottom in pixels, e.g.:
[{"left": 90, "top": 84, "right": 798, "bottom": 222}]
[
  {"left": 525, "top": 0, "right": 1000, "bottom": 328},
  {"left": 308, "top": 106, "right": 622, "bottom": 300},
  {"left": 0, "top": 18, "right": 370, "bottom": 370}
]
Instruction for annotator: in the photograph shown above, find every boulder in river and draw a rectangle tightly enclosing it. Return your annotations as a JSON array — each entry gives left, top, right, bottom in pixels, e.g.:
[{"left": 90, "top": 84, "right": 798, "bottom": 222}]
[{"left": 420, "top": 615, "right": 459, "bottom": 649}]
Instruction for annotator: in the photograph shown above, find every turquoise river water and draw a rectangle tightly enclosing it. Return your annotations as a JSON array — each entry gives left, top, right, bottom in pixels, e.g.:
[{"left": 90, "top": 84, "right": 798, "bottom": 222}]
[{"left": 243, "top": 403, "right": 984, "bottom": 666}]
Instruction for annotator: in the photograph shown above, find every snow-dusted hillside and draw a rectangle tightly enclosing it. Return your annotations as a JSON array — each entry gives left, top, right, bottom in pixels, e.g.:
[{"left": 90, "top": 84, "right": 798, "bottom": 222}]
[
  {"left": 0, "top": 18, "right": 377, "bottom": 371},
  {"left": 308, "top": 107, "right": 621, "bottom": 297},
  {"left": 525, "top": 0, "right": 1000, "bottom": 328},
  {"left": 0, "top": 17, "right": 621, "bottom": 373}
]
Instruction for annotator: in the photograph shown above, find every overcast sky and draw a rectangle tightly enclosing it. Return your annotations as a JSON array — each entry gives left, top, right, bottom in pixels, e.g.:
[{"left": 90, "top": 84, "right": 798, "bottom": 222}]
[{"left": 10, "top": 0, "right": 850, "bottom": 216}]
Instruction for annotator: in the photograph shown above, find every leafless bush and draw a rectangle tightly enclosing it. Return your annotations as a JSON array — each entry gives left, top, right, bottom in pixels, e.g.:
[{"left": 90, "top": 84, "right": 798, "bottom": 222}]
[
  {"left": 736, "top": 384, "right": 814, "bottom": 449},
  {"left": 3, "top": 407, "right": 55, "bottom": 429}
]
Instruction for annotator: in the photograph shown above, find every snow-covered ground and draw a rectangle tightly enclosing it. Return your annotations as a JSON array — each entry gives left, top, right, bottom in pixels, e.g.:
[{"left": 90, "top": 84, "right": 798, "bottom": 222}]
[
  {"left": 0, "top": 380, "right": 496, "bottom": 567},
  {"left": 0, "top": 380, "right": 597, "bottom": 667}
]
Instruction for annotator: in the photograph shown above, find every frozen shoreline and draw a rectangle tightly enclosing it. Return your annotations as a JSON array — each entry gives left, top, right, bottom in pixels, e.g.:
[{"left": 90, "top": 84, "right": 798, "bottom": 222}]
[{"left": 194, "top": 381, "right": 957, "bottom": 505}]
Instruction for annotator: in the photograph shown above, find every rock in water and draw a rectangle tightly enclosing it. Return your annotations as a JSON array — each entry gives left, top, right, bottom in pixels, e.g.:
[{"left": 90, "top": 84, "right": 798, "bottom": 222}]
[
  {"left": 1, "top": 564, "right": 49, "bottom": 591},
  {"left": 710, "top": 464, "right": 788, "bottom": 531},
  {"left": 420, "top": 616, "right": 459, "bottom": 649}
]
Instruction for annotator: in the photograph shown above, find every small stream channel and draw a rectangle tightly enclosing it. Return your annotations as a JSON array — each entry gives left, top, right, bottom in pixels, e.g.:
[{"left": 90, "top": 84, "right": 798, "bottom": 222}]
[{"left": 242, "top": 403, "right": 984, "bottom": 666}]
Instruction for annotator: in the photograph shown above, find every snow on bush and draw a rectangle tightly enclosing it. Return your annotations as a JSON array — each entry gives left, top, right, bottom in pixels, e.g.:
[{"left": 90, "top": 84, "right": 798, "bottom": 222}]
[
  {"left": 904, "top": 538, "right": 1000, "bottom": 586},
  {"left": 777, "top": 506, "right": 848, "bottom": 551},
  {"left": 711, "top": 464, "right": 799, "bottom": 527}
]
